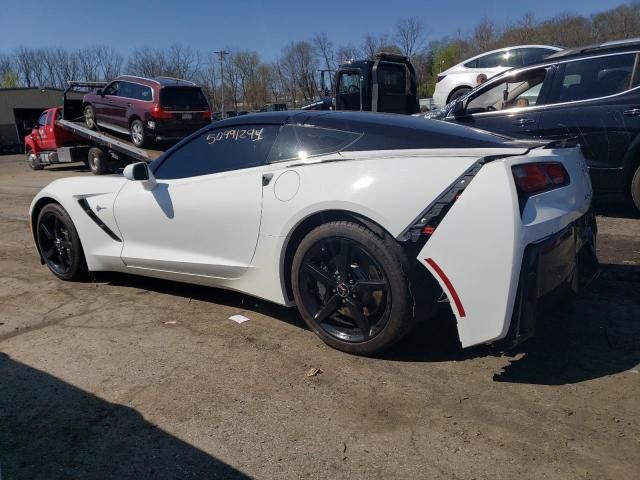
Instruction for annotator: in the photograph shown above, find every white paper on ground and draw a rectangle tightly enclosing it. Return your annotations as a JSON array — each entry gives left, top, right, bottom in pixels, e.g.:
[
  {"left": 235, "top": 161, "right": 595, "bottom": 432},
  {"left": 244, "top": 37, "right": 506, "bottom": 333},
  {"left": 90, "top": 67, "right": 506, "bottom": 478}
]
[{"left": 229, "top": 314, "right": 250, "bottom": 324}]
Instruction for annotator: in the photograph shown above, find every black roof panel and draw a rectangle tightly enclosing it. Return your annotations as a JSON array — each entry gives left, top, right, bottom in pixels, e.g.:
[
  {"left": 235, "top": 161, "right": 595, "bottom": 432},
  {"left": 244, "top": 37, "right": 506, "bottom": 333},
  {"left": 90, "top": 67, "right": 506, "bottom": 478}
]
[{"left": 215, "top": 110, "right": 536, "bottom": 150}]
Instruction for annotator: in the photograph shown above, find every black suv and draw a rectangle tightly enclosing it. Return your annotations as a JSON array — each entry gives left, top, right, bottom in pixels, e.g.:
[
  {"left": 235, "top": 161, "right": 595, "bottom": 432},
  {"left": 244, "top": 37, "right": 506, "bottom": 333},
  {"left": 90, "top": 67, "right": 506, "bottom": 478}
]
[{"left": 429, "top": 38, "right": 640, "bottom": 211}]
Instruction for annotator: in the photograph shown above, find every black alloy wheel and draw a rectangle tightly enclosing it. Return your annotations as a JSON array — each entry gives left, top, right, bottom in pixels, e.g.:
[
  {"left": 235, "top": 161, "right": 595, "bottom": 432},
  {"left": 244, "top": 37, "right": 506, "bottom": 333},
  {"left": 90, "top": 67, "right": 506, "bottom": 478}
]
[
  {"left": 292, "top": 221, "right": 418, "bottom": 355},
  {"left": 36, "top": 203, "right": 87, "bottom": 281},
  {"left": 300, "top": 236, "right": 390, "bottom": 343}
]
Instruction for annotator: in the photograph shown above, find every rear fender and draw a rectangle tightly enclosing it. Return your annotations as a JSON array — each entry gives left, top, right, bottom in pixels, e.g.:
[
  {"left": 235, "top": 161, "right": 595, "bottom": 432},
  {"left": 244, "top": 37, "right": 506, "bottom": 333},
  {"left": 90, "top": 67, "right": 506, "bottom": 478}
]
[{"left": 418, "top": 160, "right": 522, "bottom": 347}]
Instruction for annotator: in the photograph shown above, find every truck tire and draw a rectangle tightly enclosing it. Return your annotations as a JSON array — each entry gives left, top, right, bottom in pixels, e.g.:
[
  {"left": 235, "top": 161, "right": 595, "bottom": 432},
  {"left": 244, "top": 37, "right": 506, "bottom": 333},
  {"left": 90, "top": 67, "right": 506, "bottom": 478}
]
[
  {"left": 631, "top": 164, "right": 640, "bottom": 213},
  {"left": 87, "top": 147, "right": 108, "bottom": 175},
  {"left": 26, "top": 148, "right": 44, "bottom": 170},
  {"left": 84, "top": 104, "right": 97, "bottom": 130},
  {"left": 130, "top": 119, "right": 148, "bottom": 148}
]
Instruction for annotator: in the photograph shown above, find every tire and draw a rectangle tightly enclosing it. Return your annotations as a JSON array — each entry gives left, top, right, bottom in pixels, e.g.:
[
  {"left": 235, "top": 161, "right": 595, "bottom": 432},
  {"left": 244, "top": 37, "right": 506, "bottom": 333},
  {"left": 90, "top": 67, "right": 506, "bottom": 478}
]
[
  {"left": 631, "top": 164, "right": 640, "bottom": 213},
  {"left": 291, "top": 221, "right": 418, "bottom": 355},
  {"left": 26, "top": 148, "right": 44, "bottom": 170},
  {"left": 36, "top": 203, "right": 88, "bottom": 281},
  {"left": 130, "top": 119, "right": 148, "bottom": 148},
  {"left": 84, "top": 104, "right": 96, "bottom": 130},
  {"left": 448, "top": 87, "right": 471, "bottom": 104},
  {"left": 87, "top": 147, "right": 108, "bottom": 175}
]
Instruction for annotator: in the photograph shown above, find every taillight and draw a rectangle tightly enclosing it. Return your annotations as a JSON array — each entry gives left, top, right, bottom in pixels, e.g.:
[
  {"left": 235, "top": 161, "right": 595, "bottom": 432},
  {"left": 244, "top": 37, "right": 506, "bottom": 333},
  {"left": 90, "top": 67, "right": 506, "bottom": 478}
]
[
  {"left": 202, "top": 109, "right": 211, "bottom": 119},
  {"left": 436, "top": 75, "right": 446, "bottom": 83},
  {"left": 512, "top": 162, "right": 569, "bottom": 195},
  {"left": 151, "top": 106, "right": 172, "bottom": 119}
]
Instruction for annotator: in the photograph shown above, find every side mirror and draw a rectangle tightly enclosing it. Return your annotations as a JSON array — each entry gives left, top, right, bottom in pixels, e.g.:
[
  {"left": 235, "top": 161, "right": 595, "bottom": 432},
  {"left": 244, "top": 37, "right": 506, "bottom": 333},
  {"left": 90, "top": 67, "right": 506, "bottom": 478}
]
[
  {"left": 123, "top": 162, "right": 157, "bottom": 191},
  {"left": 452, "top": 99, "right": 465, "bottom": 117},
  {"left": 96, "top": 88, "right": 104, "bottom": 96}
]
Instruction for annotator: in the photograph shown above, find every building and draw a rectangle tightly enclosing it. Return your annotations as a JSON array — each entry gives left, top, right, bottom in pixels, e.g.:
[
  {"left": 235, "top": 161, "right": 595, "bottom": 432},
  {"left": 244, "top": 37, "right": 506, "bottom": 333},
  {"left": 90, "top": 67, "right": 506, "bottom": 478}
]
[{"left": 0, "top": 88, "right": 64, "bottom": 154}]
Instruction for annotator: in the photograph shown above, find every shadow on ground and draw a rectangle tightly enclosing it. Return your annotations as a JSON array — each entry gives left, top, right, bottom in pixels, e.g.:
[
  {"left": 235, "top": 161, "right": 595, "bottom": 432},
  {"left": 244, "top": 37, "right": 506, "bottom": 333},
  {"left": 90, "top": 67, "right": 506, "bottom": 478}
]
[
  {"left": 593, "top": 198, "right": 640, "bottom": 219},
  {"left": 0, "top": 353, "right": 249, "bottom": 480},
  {"left": 98, "top": 262, "right": 640, "bottom": 386},
  {"left": 494, "top": 263, "right": 640, "bottom": 385}
]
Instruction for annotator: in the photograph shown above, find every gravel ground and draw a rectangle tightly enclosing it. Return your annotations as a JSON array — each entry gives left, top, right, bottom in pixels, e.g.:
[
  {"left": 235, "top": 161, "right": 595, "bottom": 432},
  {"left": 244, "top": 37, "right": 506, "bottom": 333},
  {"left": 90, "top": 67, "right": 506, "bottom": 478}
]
[{"left": 0, "top": 154, "right": 638, "bottom": 480}]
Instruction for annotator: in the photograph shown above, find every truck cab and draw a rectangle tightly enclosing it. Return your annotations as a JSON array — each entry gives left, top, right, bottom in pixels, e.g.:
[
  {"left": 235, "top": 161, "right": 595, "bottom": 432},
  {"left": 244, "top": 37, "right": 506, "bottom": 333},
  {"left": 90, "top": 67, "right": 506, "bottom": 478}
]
[
  {"left": 334, "top": 52, "right": 419, "bottom": 114},
  {"left": 24, "top": 107, "right": 86, "bottom": 170}
]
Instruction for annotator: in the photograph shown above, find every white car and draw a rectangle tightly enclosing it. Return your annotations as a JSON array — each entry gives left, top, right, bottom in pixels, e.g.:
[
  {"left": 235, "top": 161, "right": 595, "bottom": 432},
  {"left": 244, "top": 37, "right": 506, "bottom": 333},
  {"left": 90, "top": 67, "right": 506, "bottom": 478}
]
[
  {"left": 29, "top": 111, "right": 598, "bottom": 355},
  {"left": 432, "top": 45, "right": 562, "bottom": 108}
]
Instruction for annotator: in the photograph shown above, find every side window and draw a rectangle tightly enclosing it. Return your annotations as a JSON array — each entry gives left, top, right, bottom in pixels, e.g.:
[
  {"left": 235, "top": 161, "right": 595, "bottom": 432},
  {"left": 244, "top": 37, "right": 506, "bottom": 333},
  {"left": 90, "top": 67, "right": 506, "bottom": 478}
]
[
  {"left": 103, "top": 81, "right": 120, "bottom": 96},
  {"left": 520, "top": 47, "right": 556, "bottom": 65},
  {"left": 37, "top": 112, "right": 48, "bottom": 127},
  {"left": 119, "top": 81, "right": 134, "bottom": 99},
  {"left": 474, "top": 51, "right": 507, "bottom": 68},
  {"left": 466, "top": 68, "right": 549, "bottom": 112},
  {"left": 139, "top": 85, "right": 152, "bottom": 101},
  {"left": 338, "top": 72, "right": 360, "bottom": 94},
  {"left": 377, "top": 63, "right": 406, "bottom": 94},
  {"left": 551, "top": 53, "right": 636, "bottom": 103},
  {"left": 633, "top": 54, "right": 640, "bottom": 88},
  {"left": 153, "top": 125, "right": 278, "bottom": 180},
  {"left": 268, "top": 125, "right": 361, "bottom": 162}
]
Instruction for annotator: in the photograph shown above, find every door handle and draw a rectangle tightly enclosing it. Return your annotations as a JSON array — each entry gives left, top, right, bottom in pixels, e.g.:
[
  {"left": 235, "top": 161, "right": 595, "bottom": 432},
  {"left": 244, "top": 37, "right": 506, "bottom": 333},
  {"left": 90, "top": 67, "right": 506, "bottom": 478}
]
[
  {"left": 126, "top": 103, "right": 132, "bottom": 107},
  {"left": 513, "top": 118, "right": 535, "bottom": 126},
  {"left": 623, "top": 107, "right": 640, "bottom": 116}
]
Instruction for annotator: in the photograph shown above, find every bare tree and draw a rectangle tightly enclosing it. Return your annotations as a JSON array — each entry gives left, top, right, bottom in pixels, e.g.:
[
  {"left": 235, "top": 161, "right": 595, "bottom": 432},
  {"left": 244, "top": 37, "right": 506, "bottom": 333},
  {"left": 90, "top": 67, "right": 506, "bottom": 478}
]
[
  {"left": 593, "top": 3, "right": 640, "bottom": 42},
  {"left": 361, "top": 33, "right": 391, "bottom": 60},
  {"left": 313, "top": 32, "right": 336, "bottom": 90},
  {"left": 470, "top": 18, "right": 499, "bottom": 55},
  {"left": 395, "top": 17, "right": 429, "bottom": 57}
]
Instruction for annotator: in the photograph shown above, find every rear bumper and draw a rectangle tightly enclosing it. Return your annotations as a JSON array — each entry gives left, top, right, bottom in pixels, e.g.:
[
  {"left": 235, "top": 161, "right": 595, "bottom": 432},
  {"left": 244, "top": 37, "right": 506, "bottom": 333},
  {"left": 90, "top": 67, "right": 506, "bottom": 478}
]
[
  {"left": 148, "top": 119, "right": 209, "bottom": 141},
  {"left": 500, "top": 210, "right": 599, "bottom": 348}
]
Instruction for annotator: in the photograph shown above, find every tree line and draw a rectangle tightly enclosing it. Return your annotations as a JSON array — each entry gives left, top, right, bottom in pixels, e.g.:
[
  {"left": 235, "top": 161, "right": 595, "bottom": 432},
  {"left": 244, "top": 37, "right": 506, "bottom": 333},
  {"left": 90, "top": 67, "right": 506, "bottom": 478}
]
[{"left": 1, "top": 2, "right": 639, "bottom": 111}]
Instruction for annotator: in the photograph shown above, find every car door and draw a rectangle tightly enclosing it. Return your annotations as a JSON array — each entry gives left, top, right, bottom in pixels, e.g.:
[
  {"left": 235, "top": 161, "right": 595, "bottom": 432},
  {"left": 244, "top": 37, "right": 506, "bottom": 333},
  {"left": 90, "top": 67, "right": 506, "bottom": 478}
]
[
  {"left": 112, "top": 81, "right": 134, "bottom": 128},
  {"left": 95, "top": 81, "right": 121, "bottom": 126},
  {"left": 114, "top": 123, "right": 280, "bottom": 279},
  {"left": 447, "top": 65, "right": 555, "bottom": 137},
  {"left": 537, "top": 52, "right": 639, "bottom": 180},
  {"left": 36, "top": 111, "right": 54, "bottom": 151}
]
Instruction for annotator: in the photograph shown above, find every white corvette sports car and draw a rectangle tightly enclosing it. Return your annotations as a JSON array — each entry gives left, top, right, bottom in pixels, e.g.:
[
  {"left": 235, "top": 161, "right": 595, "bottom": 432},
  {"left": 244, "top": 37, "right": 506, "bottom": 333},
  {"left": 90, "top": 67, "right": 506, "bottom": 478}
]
[{"left": 30, "top": 111, "right": 599, "bottom": 355}]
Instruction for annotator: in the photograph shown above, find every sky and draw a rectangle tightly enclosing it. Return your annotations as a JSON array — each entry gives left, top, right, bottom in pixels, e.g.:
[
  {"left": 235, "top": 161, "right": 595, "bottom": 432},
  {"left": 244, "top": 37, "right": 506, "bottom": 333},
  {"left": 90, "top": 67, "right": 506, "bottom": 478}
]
[{"left": 1, "top": 0, "right": 632, "bottom": 61}]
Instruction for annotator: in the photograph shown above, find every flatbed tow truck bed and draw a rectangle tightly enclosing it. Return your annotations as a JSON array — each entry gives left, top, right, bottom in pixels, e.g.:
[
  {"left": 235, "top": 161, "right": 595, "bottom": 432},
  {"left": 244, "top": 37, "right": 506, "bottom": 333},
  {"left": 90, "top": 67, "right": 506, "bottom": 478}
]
[{"left": 56, "top": 119, "right": 163, "bottom": 163}]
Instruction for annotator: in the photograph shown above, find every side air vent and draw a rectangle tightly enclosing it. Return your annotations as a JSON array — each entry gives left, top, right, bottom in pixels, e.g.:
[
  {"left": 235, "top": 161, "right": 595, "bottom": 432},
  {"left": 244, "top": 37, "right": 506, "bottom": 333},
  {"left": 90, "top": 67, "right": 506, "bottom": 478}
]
[
  {"left": 398, "top": 160, "right": 484, "bottom": 244},
  {"left": 77, "top": 198, "right": 122, "bottom": 242}
]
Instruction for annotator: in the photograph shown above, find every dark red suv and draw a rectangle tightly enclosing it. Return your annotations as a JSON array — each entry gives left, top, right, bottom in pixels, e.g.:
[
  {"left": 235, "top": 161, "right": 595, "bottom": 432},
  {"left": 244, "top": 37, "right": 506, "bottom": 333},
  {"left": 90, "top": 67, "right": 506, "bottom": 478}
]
[{"left": 82, "top": 75, "right": 211, "bottom": 147}]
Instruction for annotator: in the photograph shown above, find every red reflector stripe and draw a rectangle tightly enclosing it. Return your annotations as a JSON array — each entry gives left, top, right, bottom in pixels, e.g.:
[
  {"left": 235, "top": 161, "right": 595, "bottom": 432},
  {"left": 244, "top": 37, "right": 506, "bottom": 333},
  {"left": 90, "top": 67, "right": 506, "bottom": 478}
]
[{"left": 425, "top": 258, "right": 466, "bottom": 317}]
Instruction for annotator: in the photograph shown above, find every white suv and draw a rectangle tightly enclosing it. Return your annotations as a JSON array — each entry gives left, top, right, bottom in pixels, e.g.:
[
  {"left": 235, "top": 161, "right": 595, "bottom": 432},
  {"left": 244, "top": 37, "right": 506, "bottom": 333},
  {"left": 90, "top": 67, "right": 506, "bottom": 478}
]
[{"left": 432, "top": 45, "right": 562, "bottom": 108}]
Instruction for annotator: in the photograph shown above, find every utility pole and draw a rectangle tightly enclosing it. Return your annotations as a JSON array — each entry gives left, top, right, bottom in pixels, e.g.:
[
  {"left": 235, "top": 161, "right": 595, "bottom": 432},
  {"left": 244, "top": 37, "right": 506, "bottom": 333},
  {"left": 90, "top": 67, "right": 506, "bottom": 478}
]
[{"left": 214, "top": 51, "right": 229, "bottom": 118}]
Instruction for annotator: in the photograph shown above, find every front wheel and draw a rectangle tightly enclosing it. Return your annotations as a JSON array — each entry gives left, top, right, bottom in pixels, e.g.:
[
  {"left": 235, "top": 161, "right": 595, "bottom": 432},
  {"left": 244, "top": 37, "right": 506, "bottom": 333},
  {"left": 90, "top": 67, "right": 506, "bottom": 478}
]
[
  {"left": 292, "top": 221, "right": 417, "bottom": 355},
  {"left": 36, "top": 203, "right": 87, "bottom": 281},
  {"left": 26, "top": 148, "right": 43, "bottom": 170}
]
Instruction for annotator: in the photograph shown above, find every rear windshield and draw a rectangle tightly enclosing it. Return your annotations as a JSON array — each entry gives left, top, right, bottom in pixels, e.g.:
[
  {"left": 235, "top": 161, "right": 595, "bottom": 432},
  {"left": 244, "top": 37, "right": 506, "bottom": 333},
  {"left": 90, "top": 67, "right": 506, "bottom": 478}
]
[{"left": 160, "top": 86, "right": 209, "bottom": 110}]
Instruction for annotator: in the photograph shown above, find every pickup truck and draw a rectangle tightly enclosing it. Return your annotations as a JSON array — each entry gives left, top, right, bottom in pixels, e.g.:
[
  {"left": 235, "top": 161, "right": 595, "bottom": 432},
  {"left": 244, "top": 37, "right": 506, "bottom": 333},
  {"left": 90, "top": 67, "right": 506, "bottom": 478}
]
[
  {"left": 24, "top": 107, "right": 90, "bottom": 171},
  {"left": 24, "top": 82, "right": 162, "bottom": 175}
]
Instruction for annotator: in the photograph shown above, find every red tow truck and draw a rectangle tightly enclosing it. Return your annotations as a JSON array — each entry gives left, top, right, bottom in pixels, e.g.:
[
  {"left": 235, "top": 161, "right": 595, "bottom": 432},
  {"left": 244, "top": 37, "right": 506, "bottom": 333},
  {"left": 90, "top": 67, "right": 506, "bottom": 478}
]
[{"left": 24, "top": 82, "right": 161, "bottom": 175}]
